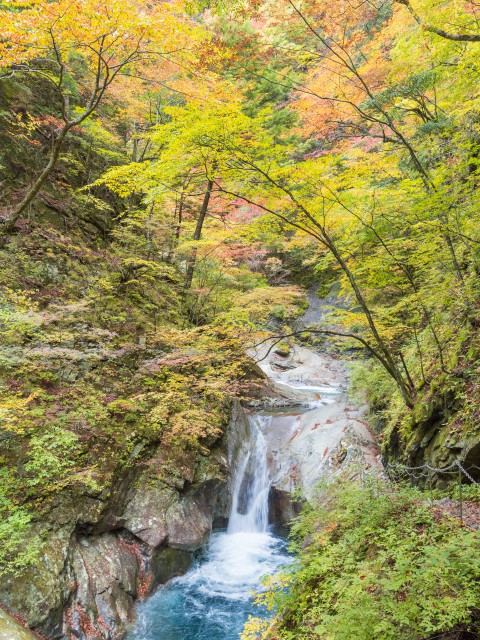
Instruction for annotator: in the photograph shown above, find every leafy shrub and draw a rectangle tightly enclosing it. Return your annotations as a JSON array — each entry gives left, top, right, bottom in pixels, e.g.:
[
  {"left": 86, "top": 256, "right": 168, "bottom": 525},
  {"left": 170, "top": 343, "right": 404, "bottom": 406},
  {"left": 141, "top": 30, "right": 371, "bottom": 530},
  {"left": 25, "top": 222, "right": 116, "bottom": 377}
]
[
  {"left": 244, "top": 480, "right": 480, "bottom": 640},
  {"left": 0, "top": 467, "right": 41, "bottom": 576}
]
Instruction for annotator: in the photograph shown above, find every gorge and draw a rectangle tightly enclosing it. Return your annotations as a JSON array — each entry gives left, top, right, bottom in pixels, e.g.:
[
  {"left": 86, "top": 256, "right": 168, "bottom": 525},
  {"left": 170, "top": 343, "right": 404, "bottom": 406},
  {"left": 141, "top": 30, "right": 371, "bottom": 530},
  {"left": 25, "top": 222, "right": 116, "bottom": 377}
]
[
  {"left": 124, "top": 334, "right": 381, "bottom": 640},
  {"left": 0, "top": 321, "right": 381, "bottom": 640},
  {"left": 1, "top": 0, "right": 480, "bottom": 637}
]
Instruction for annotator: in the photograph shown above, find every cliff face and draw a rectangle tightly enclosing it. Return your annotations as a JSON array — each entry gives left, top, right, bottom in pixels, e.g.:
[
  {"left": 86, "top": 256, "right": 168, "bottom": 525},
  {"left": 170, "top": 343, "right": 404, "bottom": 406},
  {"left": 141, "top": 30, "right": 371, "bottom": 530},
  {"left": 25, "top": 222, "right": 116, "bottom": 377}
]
[
  {"left": 388, "top": 405, "right": 480, "bottom": 483},
  {"left": 0, "top": 204, "right": 259, "bottom": 639},
  {"left": 1, "top": 437, "right": 230, "bottom": 640},
  {"left": 381, "top": 361, "right": 480, "bottom": 484},
  {"left": 0, "top": 322, "right": 239, "bottom": 640}
]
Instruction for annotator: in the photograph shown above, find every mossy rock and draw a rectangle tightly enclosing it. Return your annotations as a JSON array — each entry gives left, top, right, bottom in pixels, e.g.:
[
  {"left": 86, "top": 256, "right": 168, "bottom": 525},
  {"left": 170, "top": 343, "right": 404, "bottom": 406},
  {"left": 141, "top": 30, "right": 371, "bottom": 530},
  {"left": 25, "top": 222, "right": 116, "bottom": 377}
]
[
  {"left": 0, "top": 609, "right": 38, "bottom": 640},
  {"left": 274, "top": 341, "right": 291, "bottom": 357}
]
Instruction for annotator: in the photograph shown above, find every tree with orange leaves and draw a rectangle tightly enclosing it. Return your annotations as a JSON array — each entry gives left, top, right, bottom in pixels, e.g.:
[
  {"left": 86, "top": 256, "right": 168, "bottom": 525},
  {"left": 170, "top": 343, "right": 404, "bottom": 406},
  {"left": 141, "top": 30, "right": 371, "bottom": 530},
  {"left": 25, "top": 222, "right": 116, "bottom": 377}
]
[{"left": 0, "top": 0, "right": 203, "bottom": 230}]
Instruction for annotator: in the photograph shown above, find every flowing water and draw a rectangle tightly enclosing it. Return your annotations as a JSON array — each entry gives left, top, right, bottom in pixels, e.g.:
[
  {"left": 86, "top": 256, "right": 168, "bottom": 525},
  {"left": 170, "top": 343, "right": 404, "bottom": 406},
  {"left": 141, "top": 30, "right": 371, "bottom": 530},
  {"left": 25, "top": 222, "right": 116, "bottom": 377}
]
[{"left": 127, "top": 414, "right": 290, "bottom": 640}]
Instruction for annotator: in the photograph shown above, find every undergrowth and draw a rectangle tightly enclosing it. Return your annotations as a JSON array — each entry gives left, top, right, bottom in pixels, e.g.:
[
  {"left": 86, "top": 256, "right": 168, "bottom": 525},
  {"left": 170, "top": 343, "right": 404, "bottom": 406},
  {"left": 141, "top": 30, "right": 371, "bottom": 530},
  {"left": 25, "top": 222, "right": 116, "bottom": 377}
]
[{"left": 243, "top": 479, "right": 480, "bottom": 640}]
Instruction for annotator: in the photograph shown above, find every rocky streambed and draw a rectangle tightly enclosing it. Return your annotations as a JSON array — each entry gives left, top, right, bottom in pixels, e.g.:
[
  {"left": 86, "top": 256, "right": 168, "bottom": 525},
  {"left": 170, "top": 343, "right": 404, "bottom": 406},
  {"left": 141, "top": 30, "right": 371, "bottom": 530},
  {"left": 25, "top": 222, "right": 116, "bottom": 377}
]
[
  {"left": 249, "top": 340, "right": 381, "bottom": 514},
  {"left": 1, "top": 340, "right": 381, "bottom": 640}
]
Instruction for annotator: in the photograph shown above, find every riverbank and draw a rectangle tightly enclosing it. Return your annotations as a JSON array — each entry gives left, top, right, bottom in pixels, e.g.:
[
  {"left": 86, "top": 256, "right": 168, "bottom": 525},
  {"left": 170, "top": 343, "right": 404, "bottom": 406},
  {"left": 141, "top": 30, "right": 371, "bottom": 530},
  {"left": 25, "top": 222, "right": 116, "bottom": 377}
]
[
  {"left": 122, "top": 332, "right": 383, "bottom": 639},
  {"left": 244, "top": 478, "right": 480, "bottom": 640}
]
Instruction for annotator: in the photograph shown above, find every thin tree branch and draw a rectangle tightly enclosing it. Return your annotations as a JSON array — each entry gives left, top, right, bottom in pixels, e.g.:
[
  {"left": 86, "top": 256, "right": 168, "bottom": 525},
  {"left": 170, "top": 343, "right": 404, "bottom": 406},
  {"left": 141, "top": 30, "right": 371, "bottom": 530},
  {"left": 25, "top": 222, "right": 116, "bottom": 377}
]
[{"left": 396, "top": 0, "right": 480, "bottom": 42}]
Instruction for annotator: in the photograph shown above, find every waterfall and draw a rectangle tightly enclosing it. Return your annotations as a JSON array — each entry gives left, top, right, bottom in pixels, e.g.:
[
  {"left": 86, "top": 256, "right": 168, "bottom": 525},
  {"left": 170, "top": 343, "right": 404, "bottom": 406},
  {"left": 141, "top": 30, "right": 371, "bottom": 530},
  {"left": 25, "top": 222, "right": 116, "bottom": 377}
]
[
  {"left": 127, "top": 410, "right": 289, "bottom": 640},
  {"left": 125, "top": 319, "right": 352, "bottom": 640},
  {"left": 228, "top": 414, "right": 270, "bottom": 534}
]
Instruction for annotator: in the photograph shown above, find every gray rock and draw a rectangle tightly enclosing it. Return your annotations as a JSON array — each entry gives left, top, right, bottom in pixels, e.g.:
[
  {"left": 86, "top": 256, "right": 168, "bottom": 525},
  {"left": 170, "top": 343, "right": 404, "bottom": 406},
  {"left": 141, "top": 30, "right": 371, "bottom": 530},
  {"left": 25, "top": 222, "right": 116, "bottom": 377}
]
[
  {"left": 123, "top": 486, "right": 173, "bottom": 548},
  {"left": 0, "top": 449, "right": 229, "bottom": 640},
  {"left": 64, "top": 532, "right": 143, "bottom": 640}
]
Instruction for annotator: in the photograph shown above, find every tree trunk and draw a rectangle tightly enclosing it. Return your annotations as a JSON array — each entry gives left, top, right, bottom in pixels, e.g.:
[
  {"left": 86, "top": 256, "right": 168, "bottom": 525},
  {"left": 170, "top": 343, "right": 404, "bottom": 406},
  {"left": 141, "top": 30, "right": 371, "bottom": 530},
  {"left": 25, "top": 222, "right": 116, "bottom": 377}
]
[
  {"left": 324, "top": 231, "right": 415, "bottom": 407},
  {"left": 184, "top": 179, "right": 214, "bottom": 290},
  {"left": 3, "top": 124, "right": 72, "bottom": 232},
  {"left": 217, "top": 179, "right": 415, "bottom": 407}
]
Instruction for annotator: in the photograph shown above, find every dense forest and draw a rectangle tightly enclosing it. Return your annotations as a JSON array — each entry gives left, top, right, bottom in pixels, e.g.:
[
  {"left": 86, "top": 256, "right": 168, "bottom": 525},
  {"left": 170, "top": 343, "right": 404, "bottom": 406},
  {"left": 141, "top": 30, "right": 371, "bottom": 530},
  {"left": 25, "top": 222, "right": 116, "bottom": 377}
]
[{"left": 0, "top": 0, "right": 479, "bottom": 639}]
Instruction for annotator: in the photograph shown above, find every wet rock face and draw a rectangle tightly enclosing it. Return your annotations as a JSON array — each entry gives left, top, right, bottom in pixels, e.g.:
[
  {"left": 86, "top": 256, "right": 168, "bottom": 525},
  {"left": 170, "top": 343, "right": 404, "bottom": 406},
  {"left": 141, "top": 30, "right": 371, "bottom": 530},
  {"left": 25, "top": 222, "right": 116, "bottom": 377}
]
[
  {"left": 0, "top": 446, "right": 230, "bottom": 640},
  {"left": 268, "top": 487, "right": 303, "bottom": 528},
  {"left": 385, "top": 394, "right": 480, "bottom": 484},
  {"left": 63, "top": 478, "right": 228, "bottom": 640},
  {"left": 0, "top": 495, "right": 107, "bottom": 640},
  {"left": 63, "top": 530, "right": 194, "bottom": 640},
  {"left": 65, "top": 531, "right": 143, "bottom": 640},
  {"left": 165, "top": 482, "right": 221, "bottom": 551}
]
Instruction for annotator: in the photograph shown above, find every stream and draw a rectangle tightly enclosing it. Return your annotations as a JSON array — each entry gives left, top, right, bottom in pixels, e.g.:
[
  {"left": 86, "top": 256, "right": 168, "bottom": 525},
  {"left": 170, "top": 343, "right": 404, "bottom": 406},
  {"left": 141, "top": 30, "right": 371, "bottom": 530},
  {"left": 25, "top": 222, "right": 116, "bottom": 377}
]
[
  {"left": 126, "top": 414, "right": 290, "bottom": 640},
  {"left": 126, "top": 335, "right": 378, "bottom": 640}
]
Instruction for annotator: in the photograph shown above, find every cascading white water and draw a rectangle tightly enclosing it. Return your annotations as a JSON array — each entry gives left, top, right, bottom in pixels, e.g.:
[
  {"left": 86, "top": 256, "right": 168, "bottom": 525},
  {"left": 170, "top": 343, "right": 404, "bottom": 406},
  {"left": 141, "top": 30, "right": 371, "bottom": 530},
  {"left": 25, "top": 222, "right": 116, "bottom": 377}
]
[
  {"left": 127, "top": 410, "right": 289, "bottom": 640},
  {"left": 228, "top": 414, "right": 271, "bottom": 534}
]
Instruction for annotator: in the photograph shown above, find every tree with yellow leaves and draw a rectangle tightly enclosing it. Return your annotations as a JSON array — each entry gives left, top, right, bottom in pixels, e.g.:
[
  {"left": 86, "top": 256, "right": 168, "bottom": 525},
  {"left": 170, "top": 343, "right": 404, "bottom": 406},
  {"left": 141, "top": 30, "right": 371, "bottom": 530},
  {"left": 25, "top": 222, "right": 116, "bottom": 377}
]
[{"left": 0, "top": 0, "right": 203, "bottom": 230}]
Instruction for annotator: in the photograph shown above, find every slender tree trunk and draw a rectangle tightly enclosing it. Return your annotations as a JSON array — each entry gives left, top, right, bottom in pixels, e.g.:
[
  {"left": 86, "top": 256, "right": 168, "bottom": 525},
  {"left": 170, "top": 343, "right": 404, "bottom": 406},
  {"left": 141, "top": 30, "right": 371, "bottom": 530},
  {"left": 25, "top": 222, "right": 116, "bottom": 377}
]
[
  {"left": 324, "top": 232, "right": 415, "bottom": 407},
  {"left": 342, "top": 209, "right": 447, "bottom": 372},
  {"left": 184, "top": 179, "right": 214, "bottom": 290},
  {"left": 167, "top": 194, "right": 184, "bottom": 262},
  {"left": 176, "top": 195, "right": 184, "bottom": 244},
  {"left": 2, "top": 57, "right": 110, "bottom": 232},
  {"left": 4, "top": 124, "right": 72, "bottom": 232},
  {"left": 265, "top": 169, "right": 416, "bottom": 405},
  {"left": 217, "top": 177, "right": 415, "bottom": 407}
]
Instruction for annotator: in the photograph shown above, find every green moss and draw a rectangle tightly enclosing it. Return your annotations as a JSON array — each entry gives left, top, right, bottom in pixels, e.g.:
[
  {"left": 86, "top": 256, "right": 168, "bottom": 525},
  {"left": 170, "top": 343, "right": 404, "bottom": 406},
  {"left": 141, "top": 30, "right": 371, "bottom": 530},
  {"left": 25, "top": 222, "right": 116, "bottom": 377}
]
[{"left": 274, "top": 341, "right": 291, "bottom": 357}]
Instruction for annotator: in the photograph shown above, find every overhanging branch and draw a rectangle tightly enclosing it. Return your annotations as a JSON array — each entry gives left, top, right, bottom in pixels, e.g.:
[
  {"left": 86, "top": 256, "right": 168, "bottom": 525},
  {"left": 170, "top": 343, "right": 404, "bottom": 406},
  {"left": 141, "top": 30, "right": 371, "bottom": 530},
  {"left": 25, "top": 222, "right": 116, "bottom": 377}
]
[
  {"left": 396, "top": 0, "right": 480, "bottom": 42},
  {"left": 253, "top": 328, "right": 396, "bottom": 379}
]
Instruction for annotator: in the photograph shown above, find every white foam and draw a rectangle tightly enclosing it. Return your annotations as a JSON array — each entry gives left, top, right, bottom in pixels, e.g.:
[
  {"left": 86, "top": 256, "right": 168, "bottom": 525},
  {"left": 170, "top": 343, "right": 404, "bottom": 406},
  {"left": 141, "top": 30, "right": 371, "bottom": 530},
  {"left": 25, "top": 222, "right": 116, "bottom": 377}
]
[{"left": 176, "top": 531, "right": 287, "bottom": 602}]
